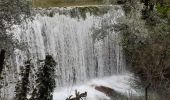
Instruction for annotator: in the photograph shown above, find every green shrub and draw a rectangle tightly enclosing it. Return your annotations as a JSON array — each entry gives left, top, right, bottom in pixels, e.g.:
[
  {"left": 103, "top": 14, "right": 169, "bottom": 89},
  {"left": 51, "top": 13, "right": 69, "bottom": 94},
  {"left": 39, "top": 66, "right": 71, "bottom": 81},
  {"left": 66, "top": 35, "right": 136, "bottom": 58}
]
[{"left": 156, "top": 4, "right": 170, "bottom": 18}]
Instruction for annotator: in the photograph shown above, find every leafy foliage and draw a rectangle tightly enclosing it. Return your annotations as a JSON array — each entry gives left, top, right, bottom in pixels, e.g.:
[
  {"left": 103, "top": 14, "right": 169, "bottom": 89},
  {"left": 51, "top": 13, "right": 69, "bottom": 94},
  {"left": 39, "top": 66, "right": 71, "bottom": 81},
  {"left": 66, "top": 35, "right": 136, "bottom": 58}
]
[
  {"left": 0, "top": 0, "right": 31, "bottom": 54},
  {"left": 15, "top": 60, "right": 31, "bottom": 100},
  {"left": 31, "top": 55, "right": 56, "bottom": 100},
  {"left": 121, "top": 1, "right": 170, "bottom": 99},
  {"left": 156, "top": 4, "right": 170, "bottom": 18}
]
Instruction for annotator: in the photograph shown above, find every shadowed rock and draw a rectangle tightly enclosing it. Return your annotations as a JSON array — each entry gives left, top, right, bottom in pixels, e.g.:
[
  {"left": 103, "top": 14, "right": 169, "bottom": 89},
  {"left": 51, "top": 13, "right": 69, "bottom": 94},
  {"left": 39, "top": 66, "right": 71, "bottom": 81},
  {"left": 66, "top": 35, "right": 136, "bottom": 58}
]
[{"left": 0, "top": 49, "right": 5, "bottom": 75}]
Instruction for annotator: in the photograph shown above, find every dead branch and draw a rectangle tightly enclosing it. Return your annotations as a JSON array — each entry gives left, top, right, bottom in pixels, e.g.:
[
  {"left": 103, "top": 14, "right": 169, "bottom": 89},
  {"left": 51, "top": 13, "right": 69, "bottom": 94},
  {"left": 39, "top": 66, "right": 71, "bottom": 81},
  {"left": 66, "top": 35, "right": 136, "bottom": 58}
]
[{"left": 66, "top": 90, "right": 87, "bottom": 100}]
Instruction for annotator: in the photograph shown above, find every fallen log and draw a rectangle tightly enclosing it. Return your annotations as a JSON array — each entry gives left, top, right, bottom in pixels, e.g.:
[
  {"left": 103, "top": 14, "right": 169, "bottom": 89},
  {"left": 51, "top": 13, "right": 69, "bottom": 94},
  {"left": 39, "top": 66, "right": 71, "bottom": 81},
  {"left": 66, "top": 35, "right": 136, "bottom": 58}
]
[
  {"left": 94, "top": 85, "right": 127, "bottom": 99},
  {"left": 95, "top": 85, "right": 116, "bottom": 97}
]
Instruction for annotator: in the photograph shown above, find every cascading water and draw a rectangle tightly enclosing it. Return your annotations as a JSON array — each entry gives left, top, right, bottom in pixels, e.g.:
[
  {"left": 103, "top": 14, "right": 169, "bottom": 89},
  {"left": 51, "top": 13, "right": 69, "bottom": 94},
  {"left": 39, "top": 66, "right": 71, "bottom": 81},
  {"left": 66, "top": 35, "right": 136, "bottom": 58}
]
[{"left": 2, "top": 5, "right": 138, "bottom": 100}]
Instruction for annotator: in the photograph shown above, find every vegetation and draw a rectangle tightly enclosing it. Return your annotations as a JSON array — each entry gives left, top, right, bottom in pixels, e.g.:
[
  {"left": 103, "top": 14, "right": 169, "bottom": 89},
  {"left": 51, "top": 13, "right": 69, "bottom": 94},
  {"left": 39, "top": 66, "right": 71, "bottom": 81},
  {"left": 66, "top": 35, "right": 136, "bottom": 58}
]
[
  {"left": 14, "top": 56, "right": 57, "bottom": 100},
  {"left": 0, "top": 0, "right": 31, "bottom": 51},
  {"left": 0, "top": 0, "right": 31, "bottom": 77},
  {"left": 156, "top": 4, "right": 170, "bottom": 18},
  {"left": 66, "top": 90, "right": 87, "bottom": 100},
  {"left": 120, "top": 0, "right": 170, "bottom": 99},
  {"left": 15, "top": 60, "right": 31, "bottom": 100},
  {"left": 30, "top": 55, "right": 56, "bottom": 100},
  {"left": 0, "top": 0, "right": 31, "bottom": 99}
]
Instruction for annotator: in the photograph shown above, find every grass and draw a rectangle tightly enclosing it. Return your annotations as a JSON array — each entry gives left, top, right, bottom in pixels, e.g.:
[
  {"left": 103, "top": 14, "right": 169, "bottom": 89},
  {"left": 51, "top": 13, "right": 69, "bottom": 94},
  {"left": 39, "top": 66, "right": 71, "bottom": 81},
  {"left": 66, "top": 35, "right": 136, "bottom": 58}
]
[{"left": 32, "top": 0, "right": 108, "bottom": 8}]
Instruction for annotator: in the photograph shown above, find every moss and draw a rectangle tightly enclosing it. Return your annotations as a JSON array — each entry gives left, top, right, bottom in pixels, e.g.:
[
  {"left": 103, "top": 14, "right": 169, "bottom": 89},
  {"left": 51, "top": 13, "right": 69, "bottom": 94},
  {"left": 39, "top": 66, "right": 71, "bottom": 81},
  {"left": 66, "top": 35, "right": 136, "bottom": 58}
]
[{"left": 156, "top": 4, "right": 170, "bottom": 18}]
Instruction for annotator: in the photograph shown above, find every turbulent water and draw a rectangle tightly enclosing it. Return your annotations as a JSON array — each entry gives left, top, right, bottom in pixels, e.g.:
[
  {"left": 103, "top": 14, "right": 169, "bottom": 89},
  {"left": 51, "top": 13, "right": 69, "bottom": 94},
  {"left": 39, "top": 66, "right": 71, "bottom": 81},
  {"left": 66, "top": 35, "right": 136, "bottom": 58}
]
[
  {"left": 1, "top": 5, "right": 138, "bottom": 100},
  {"left": 53, "top": 74, "right": 138, "bottom": 100}
]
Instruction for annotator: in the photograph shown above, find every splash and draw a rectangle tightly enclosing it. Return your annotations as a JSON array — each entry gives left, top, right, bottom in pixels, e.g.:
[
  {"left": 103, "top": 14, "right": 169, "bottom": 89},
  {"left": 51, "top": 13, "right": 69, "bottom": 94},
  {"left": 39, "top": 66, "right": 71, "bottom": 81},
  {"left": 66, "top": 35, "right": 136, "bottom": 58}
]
[{"left": 53, "top": 74, "right": 138, "bottom": 100}]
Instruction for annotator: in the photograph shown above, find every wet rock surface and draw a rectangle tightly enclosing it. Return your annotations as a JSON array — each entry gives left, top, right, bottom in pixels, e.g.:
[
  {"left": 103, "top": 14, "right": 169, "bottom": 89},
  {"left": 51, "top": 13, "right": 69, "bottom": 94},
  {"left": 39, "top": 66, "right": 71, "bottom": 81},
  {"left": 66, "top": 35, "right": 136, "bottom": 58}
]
[{"left": 94, "top": 85, "right": 127, "bottom": 99}]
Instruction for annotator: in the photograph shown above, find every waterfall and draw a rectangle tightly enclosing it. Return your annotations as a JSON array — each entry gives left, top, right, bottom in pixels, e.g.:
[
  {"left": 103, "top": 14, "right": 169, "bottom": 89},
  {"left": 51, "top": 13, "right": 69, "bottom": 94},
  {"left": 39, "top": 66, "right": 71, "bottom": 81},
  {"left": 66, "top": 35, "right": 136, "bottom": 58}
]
[
  {"left": 2, "top": 5, "right": 137, "bottom": 100},
  {"left": 14, "top": 5, "right": 125, "bottom": 86}
]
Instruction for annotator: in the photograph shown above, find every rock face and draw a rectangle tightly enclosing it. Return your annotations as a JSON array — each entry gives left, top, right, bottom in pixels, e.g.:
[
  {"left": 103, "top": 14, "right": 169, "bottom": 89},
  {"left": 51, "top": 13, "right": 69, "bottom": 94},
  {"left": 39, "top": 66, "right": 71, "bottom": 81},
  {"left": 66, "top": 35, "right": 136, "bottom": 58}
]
[{"left": 94, "top": 85, "right": 127, "bottom": 99}]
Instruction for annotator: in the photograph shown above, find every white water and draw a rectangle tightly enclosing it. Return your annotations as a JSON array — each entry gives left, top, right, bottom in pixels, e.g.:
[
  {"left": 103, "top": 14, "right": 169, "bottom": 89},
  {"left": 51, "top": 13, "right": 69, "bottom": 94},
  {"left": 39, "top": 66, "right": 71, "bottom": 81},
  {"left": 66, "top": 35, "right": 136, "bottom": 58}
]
[
  {"left": 53, "top": 74, "right": 138, "bottom": 100},
  {"left": 3, "top": 5, "right": 138, "bottom": 99}
]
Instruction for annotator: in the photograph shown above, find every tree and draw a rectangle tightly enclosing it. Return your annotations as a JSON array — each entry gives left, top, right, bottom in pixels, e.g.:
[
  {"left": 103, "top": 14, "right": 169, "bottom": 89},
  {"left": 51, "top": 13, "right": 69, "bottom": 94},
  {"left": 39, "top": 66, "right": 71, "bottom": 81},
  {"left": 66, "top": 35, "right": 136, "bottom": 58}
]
[
  {"left": 120, "top": 1, "right": 170, "bottom": 99},
  {"left": 0, "top": 0, "right": 31, "bottom": 49},
  {"left": 0, "top": 0, "right": 31, "bottom": 76},
  {"left": 15, "top": 60, "right": 31, "bottom": 100},
  {"left": 32, "top": 55, "right": 56, "bottom": 100}
]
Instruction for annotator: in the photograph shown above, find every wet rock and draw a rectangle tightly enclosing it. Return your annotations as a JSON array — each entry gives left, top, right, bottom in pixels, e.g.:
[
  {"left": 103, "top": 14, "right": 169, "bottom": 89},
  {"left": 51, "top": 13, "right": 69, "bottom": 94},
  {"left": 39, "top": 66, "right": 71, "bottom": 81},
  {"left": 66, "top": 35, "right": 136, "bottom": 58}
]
[{"left": 94, "top": 85, "right": 127, "bottom": 99}]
